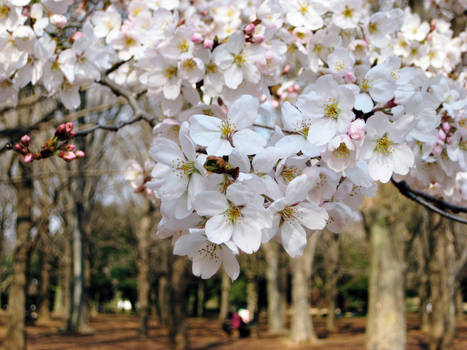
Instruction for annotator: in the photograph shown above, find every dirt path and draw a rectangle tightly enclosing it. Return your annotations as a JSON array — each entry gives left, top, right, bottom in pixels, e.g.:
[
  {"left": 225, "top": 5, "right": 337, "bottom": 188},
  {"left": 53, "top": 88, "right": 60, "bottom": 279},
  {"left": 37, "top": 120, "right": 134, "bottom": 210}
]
[{"left": 0, "top": 313, "right": 466, "bottom": 349}]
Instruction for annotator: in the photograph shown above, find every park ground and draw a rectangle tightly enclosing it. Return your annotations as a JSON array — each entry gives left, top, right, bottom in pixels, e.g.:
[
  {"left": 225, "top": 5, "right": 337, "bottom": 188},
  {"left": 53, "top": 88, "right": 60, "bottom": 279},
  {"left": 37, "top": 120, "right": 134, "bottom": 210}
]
[{"left": 0, "top": 313, "right": 467, "bottom": 350}]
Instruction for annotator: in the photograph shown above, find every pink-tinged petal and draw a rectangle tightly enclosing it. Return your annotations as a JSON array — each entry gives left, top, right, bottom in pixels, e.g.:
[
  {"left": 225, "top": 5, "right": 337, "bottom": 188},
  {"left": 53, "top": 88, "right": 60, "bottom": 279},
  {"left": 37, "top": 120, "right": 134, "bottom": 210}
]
[
  {"left": 224, "top": 64, "right": 243, "bottom": 89},
  {"left": 232, "top": 219, "right": 262, "bottom": 254},
  {"left": 280, "top": 220, "right": 307, "bottom": 258},
  {"left": 189, "top": 115, "right": 222, "bottom": 147},
  {"left": 219, "top": 246, "right": 240, "bottom": 280},
  {"left": 285, "top": 175, "right": 311, "bottom": 204},
  {"left": 179, "top": 122, "right": 196, "bottom": 161},
  {"left": 229, "top": 95, "right": 259, "bottom": 129},
  {"left": 296, "top": 202, "right": 328, "bottom": 230},
  {"left": 232, "top": 129, "right": 266, "bottom": 155},
  {"left": 193, "top": 191, "right": 229, "bottom": 216},
  {"left": 205, "top": 215, "right": 233, "bottom": 244},
  {"left": 192, "top": 252, "right": 222, "bottom": 279},
  {"left": 368, "top": 152, "right": 393, "bottom": 183},
  {"left": 392, "top": 144, "right": 414, "bottom": 175},
  {"left": 173, "top": 232, "right": 205, "bottom": 255},
  {"left": 150, "top": 137, "right": 184, "bottom": 165},
  {"left": 158, "top": 172, "right": 188, "bottom": 200},
  {"left": 307, "top": 118, "right": 336, "bottom": 146}
]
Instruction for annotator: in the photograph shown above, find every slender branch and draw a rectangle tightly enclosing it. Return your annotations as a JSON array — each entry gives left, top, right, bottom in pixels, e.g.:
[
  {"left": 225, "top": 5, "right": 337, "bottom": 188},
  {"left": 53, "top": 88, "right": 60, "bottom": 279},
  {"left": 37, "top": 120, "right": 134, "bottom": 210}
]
[{"left": 392, "top": 179, "right": 467, "bottom": 225}]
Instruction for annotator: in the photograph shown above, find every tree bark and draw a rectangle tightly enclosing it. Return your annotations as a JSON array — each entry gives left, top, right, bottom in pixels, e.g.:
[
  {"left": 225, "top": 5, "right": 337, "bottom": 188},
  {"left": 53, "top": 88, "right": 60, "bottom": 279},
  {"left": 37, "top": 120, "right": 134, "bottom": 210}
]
[
  {"left": 167, "top": 256, "right": 190, "bottom": 350},
  {"left": 5, "top": 163, "right": 33, "bottom": 350},
  {"left": 218, "top": 271, "right": 231, "bottom": 321},
  {"left": 455, "top": 281, "right": 464, "bottom": 323},
  {"left": 428, "top": 218, "right": 456, "bottom": 350},
  {"left": 246, "top": 278, "right": 258, "bottom": 320},
  {"left": 158, "top": 240, "right": 171, "bottom": 326},
  {"left": 264, "top": 240, "right": 284, "bottom": 332},
  {"left": 324, "top": 232, "right": 340, "bottom": 332},
  {"left": 196, "top": 280, "right": 205, "bottom": 317},
  {"left": 366, "top": 213, "right": 406, "bottom": 350},
  {"left": 290, "top": 232, "right": 321, "bottom": 344},
  {"left": 37, "top": 212, "right": 51, "bottom": 322},
  {"left": 136, "top": 203, "right": 154, "bottom": 338}
]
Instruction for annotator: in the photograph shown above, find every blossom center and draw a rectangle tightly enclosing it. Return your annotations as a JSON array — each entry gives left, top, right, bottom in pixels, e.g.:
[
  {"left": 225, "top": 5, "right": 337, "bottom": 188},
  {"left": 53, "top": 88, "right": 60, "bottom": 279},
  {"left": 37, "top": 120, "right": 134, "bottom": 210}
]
[
  {"left": 198, "top": 243, "right": 220, "bottom": 262},
  {"left": 280, "top": 206, "right": 297, "bottom": 222},
  {"left": 224, "top": 206, "right": 242, "bottom": 224},
  {"left": 173, "top": 158, "right": 195, "bottom": 177},
  {"left": 296, "top": 119, "right": 312, "bottom": 138},
  {"left": 369, "top": 22, "right": 378, "bottom": 34},
  {"left": 177, "top": 39, "right": 190, "bottom": 53},
  {"left": 280, "top": 166, "right": 300, "bottom": 182},
  {"left": 183, "top": 58, "right": 196, "bottom": 72},
  {"left": 333, "top": 142, "right": 350, "bottom": 158},
  {"left": 220, "top": 120, "right": 236, "bottom": 139},
  {"left": 164, "top": 66, "right": 178, "bottom": 79},
  {"left": 375, "top": 135, "right": 394, "bottom": 155},
  {"left": 233, "top": 53, "right": 245, "bottom": 66},
  {"left": 342, "top": 5, "right": 354, "bottom": 18},
  {"left": 323, "top": 98, "right": 341, "bottom": 120},
  {"left": 0, "top": 5, "right": 9, "bottom": 19}
]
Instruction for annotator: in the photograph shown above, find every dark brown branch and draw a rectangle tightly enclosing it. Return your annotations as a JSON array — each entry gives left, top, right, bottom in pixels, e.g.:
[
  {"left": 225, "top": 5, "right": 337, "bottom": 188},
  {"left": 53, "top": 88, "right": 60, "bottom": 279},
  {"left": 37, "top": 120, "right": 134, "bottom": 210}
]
[{"left": 392, "top": 179, "right": 467, "bottom": 225}]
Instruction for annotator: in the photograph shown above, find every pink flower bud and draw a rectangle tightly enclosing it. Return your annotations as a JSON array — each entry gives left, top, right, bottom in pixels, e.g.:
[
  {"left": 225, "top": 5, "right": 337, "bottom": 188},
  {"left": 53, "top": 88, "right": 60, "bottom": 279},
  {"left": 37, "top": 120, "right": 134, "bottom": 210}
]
[
  {"left": 253, "top": 34, "right": 264, "bottom": 44},
  {"left": 344, "top": 71, "right": 356, "bottom": 84},
  {"left": 66, "top": 144, "right": 76, "bottom": 152},
  {"left": 20, "top": 134, "right": 31, "bottom": 146},
  {"left": 75, "top": 150, "right": 85, "bottom": 158},
  {"left": 442, "top": 122, "right": 450, "bottom": 133},
  {"left": 22, "top": 6, "right": 30, "bottom": 17},
  {"left": 191, "top": 33, "right": 203, "bottom": 44},
  {"left": 24, "top": 154, "right": 34, "bottom": 163},
  {"left": 282, "top": 65, "right": 291, "bottom": 75},
  {"left": 432, "top": 143, "right": 443, "bottom": 157},
  {"left": 60, "top": 151, "right": 77, "bottom": 162},
  {"left": 56, "top": 123, "right": 66, "bottom": 133},
  {"left": 446, "top": 136, "right": 452, "bottom": 144},
  {"left": 50, "top": 14, "right": 67, "bottom": 28},
  {"left": 438, "top": 129, "right": 446, "bottom": 141},
  {"left": 244, "top": 23, "right": 255, "bottom": 35},
  {"left": 71, "top": 32, "right": 84, "bottom": 42},
  {"left": 348, "top": 119, "right": 365, "bottom": 141},
  {"left": 14, "top": 143, "right": 23, "bottom": 152},
  {"left": 203, "top": 39, "right": 213, "bottom": 49},
  {"left": 66, "top": 121, "right": 74, "bottom": 131}
]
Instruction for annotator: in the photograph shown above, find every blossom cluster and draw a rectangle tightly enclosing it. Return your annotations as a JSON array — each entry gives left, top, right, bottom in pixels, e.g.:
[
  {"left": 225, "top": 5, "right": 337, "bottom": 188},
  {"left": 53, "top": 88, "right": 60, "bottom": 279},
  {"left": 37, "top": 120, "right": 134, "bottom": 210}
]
[{"left": 3, "top": 0, "right": 466, "bottom": 279}]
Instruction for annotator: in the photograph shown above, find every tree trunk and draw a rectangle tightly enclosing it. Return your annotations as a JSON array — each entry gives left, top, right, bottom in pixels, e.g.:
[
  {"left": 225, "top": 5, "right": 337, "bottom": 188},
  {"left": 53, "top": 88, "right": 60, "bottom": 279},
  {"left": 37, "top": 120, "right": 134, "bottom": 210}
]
[
  {"left": 246, "top": 278, "right": 258, "bottom": 320},
  {"left": 158, "top": 240, "right": 171, "bottom": 326},
  {"left": 196, "top": 280, "right": 205, "bottom": 317},
  {"left": 218, "top": 271, "right": 231, "bottom": 321},
  {"left": 290, "top": 232, "right": 321, "bottom": 344},
  {"left": 66, "top": 201, "right": 89, "bottom": 333},
  {"left": 366, "top": 214, "right": 406, "bottom": 350},
  {"left": 37, "top": 215, "right": 51, "bottom": 322},
  {"left": 324, "top": 233, "right": 340, "bottom": 332},
  {"left": 167, "top": 256, "right": 190, "bottom": 350},
  {"left": 428, "top": 218, "right": 456, "bottom": 350},
  {"left": 136, "top": 203, "right": 153, "bottom": 338},
  {"left": 5, "top": 163, "right": 33, "bottom": 350},
  {"left": 264, "top": 240, "right": 284, "bottom": 332},
  {"left": 455, "top": 282, "right": 464, "bottom": 323}
]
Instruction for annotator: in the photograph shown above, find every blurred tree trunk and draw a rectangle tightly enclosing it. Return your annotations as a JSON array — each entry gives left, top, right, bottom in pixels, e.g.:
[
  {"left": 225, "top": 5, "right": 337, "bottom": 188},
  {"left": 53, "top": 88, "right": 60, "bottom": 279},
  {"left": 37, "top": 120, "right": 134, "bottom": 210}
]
[
  {"left": 246, "top": 273, "right": 258, "bottom": 320},
  {"left": 219, "top": 271, "right": 231, "bottom": 321},
  {"left": 5, "top": 163, "right": 33, "bottom": 350},
  {"left": 428, "top": 217, "right": 456, "bottom": 350},
  {"left": 136, "top": 202, "right": 155, "bottom": 338},
  {"left": 324, "top": 232, "right": 340, "bottom": 332},
  {"left": 63, "top": 215, "right": 72, "bottom": 321},
  {"left": 196, "top": 280, "right": 205, "bottom": 317},
  {"left": 290, "top": 232, "right": 321, "bottom": 343},
  {"left": 264, "top": 240, "right": 284, "bottom": 332},
  {"left": 158, "top": 240, "right": 171, "bottom": 326},
  {"left": 37, "top": 212, "right": 51, "bottom": 322},
  {"left": 366, "top": 211, "right": 406, "bottom": 350},
  {"left": 167, "top": 256, "right": 190, "bottom": 350},
  {"left": 455, "top": 282, "right": 464, "bottom": 323},
  {"left": 416, "top": 220, "right": 430, "bottom": 331}
]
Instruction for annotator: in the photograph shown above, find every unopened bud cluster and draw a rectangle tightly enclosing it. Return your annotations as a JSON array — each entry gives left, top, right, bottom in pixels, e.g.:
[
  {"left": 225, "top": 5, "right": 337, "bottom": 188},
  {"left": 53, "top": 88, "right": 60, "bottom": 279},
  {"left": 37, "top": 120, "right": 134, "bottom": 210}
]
[{"left": 13, "top": 122, "right": 84, "bottom": 163}]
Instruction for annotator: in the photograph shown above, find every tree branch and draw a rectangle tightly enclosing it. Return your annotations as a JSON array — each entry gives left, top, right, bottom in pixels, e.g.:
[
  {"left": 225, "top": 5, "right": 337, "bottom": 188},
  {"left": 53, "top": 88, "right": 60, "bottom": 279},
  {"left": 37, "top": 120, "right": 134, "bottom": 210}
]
[{"left": 391, "top": 179, "right": 467, "bottom": 225}]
